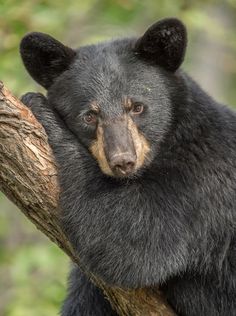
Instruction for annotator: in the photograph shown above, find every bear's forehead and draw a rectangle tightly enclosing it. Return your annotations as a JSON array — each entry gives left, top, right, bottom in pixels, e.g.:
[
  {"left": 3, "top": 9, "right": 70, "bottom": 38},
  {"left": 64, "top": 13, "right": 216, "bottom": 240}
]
[
  {"left": 71, "top": 45, "right": 133, "bottom": 101},
  {"left": 73, "top": 44, "right": 156, "bottom": 88},
  {"left": 75, "top": 44, "right": 128, "bottom": 79},
  {"left": 62, "top": 41, "right": 167, "bottom": 113}
]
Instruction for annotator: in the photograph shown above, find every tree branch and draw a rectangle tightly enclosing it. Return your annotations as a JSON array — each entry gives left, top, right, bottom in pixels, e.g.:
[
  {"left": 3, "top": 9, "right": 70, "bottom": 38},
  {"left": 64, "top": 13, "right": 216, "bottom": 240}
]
[{"left": 0, "top": 81, "right": 175, "bottom": 316}]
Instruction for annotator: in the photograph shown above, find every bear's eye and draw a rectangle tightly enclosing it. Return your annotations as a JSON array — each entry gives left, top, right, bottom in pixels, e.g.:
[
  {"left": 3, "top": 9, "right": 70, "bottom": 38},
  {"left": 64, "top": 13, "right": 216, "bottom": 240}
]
[
  {"left": 84, "top": 112, "right": 97, "bottom": 125},
  {"left": 131, "top": 103, "right": 144, "bottom": 115}
]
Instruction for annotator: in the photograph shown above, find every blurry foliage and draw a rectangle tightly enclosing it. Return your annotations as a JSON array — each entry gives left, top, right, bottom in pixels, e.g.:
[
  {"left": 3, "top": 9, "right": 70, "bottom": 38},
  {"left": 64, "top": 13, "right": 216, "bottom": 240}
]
[
  {"left": 1, "top": 0, "right": 236, "bottom": 102},
  {"left": 0, "top": 0, "right": 236, "bottom": 315},
  {"left": 0, "top": 193, "right": 67, "bottom": 316}
]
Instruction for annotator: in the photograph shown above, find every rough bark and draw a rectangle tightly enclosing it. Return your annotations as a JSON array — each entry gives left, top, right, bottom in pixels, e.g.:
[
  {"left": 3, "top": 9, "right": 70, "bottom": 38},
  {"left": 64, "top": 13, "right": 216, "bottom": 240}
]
[{"left": 0, "top": 81, "right": 175, "bottom": 316}]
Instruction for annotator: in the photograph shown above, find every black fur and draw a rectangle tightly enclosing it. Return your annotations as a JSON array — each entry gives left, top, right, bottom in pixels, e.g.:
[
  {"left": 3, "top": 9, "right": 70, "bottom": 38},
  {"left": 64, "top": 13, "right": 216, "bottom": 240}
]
[
  {"left": 20, "top": 32, "right": 76, "bottom": 88},
  {"left": 135, "top": 17, "right": 187, "bottom": 71},
  {"left": 20, "top": 18, "right": 236, "bottom": 316},
  {"left": 61, "top": 264, "right": 117, "bottom": 316}
]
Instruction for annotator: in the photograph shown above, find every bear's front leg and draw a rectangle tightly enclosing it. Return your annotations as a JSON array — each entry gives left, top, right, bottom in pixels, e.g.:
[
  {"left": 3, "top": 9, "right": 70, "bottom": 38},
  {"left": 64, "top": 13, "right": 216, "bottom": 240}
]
[
  {"left": 21, "top": 92, "right": 74, "bottom": 149},
  {"left": 21, "top": 92, "right": 86, "bottom": 170},
  {"left": 21, "top": 93, "right": 190, "bottom": 290}
]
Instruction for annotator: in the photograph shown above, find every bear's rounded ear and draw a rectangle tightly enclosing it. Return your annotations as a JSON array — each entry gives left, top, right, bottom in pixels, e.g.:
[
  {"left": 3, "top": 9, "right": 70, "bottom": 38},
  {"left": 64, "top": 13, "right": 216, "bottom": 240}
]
[
  {"left": 134, "top": 18, "right": 187, "bottom": 72},
  {"left": 20, "top": 32, "right": 76, "bottom": 89}
]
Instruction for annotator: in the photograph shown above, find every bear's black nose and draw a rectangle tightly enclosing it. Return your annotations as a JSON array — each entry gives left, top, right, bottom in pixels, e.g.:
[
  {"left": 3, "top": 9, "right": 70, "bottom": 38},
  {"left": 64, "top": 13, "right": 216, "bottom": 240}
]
[{"left": 110, "top": 153, "right": 136, "bottom": 176}]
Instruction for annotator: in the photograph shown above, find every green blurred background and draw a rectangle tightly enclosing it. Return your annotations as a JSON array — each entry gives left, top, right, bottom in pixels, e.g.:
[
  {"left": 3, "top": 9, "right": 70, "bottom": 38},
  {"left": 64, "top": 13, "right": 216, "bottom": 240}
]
[{"left": 0, "top": 0, "right": 236, "bottom": 315}]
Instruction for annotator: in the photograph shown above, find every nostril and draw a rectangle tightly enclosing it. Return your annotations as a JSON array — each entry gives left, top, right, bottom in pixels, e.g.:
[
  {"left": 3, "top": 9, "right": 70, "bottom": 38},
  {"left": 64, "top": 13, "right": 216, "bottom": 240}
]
[
  {"left": 126, "top": 161, "right": 134, "bottom": 168},
  {"left": 111, "top": 156, "right": 136, "bottom": 175},
  {"left": 116, "top": 161, "right": 134, "bottom": 171},
  {"left": 115, "top": 164, "right": 122, "bottom": 170},
  {"left": 124, "top": 161, "right": 135, "bottom": 172}
]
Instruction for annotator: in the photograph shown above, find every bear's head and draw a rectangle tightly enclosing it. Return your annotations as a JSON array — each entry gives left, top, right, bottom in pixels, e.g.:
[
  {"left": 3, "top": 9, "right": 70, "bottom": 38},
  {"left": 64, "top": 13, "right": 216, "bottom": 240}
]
[{"left": 20, "top": 18, "right": 187, "bottom": 178}]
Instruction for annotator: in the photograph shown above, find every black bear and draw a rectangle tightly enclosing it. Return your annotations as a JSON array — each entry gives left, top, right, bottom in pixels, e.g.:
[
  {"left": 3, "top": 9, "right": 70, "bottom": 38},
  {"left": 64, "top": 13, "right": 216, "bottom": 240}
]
[{"left": 20, "top": 18, "right": 236, "bottom": 316}]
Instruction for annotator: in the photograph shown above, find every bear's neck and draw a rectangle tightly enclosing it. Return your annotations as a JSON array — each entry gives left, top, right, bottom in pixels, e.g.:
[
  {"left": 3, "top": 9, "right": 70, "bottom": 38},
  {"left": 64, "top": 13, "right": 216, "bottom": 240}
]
[{"left": 151, "top": 71, "right": 236, "bottom": 171}]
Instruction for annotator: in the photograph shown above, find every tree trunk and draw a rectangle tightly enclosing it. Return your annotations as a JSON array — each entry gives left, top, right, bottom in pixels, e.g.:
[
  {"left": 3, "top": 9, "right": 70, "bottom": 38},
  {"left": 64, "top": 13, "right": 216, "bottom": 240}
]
[{"left": 0, "top": 81, "right": 175, "bottom": 316}]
